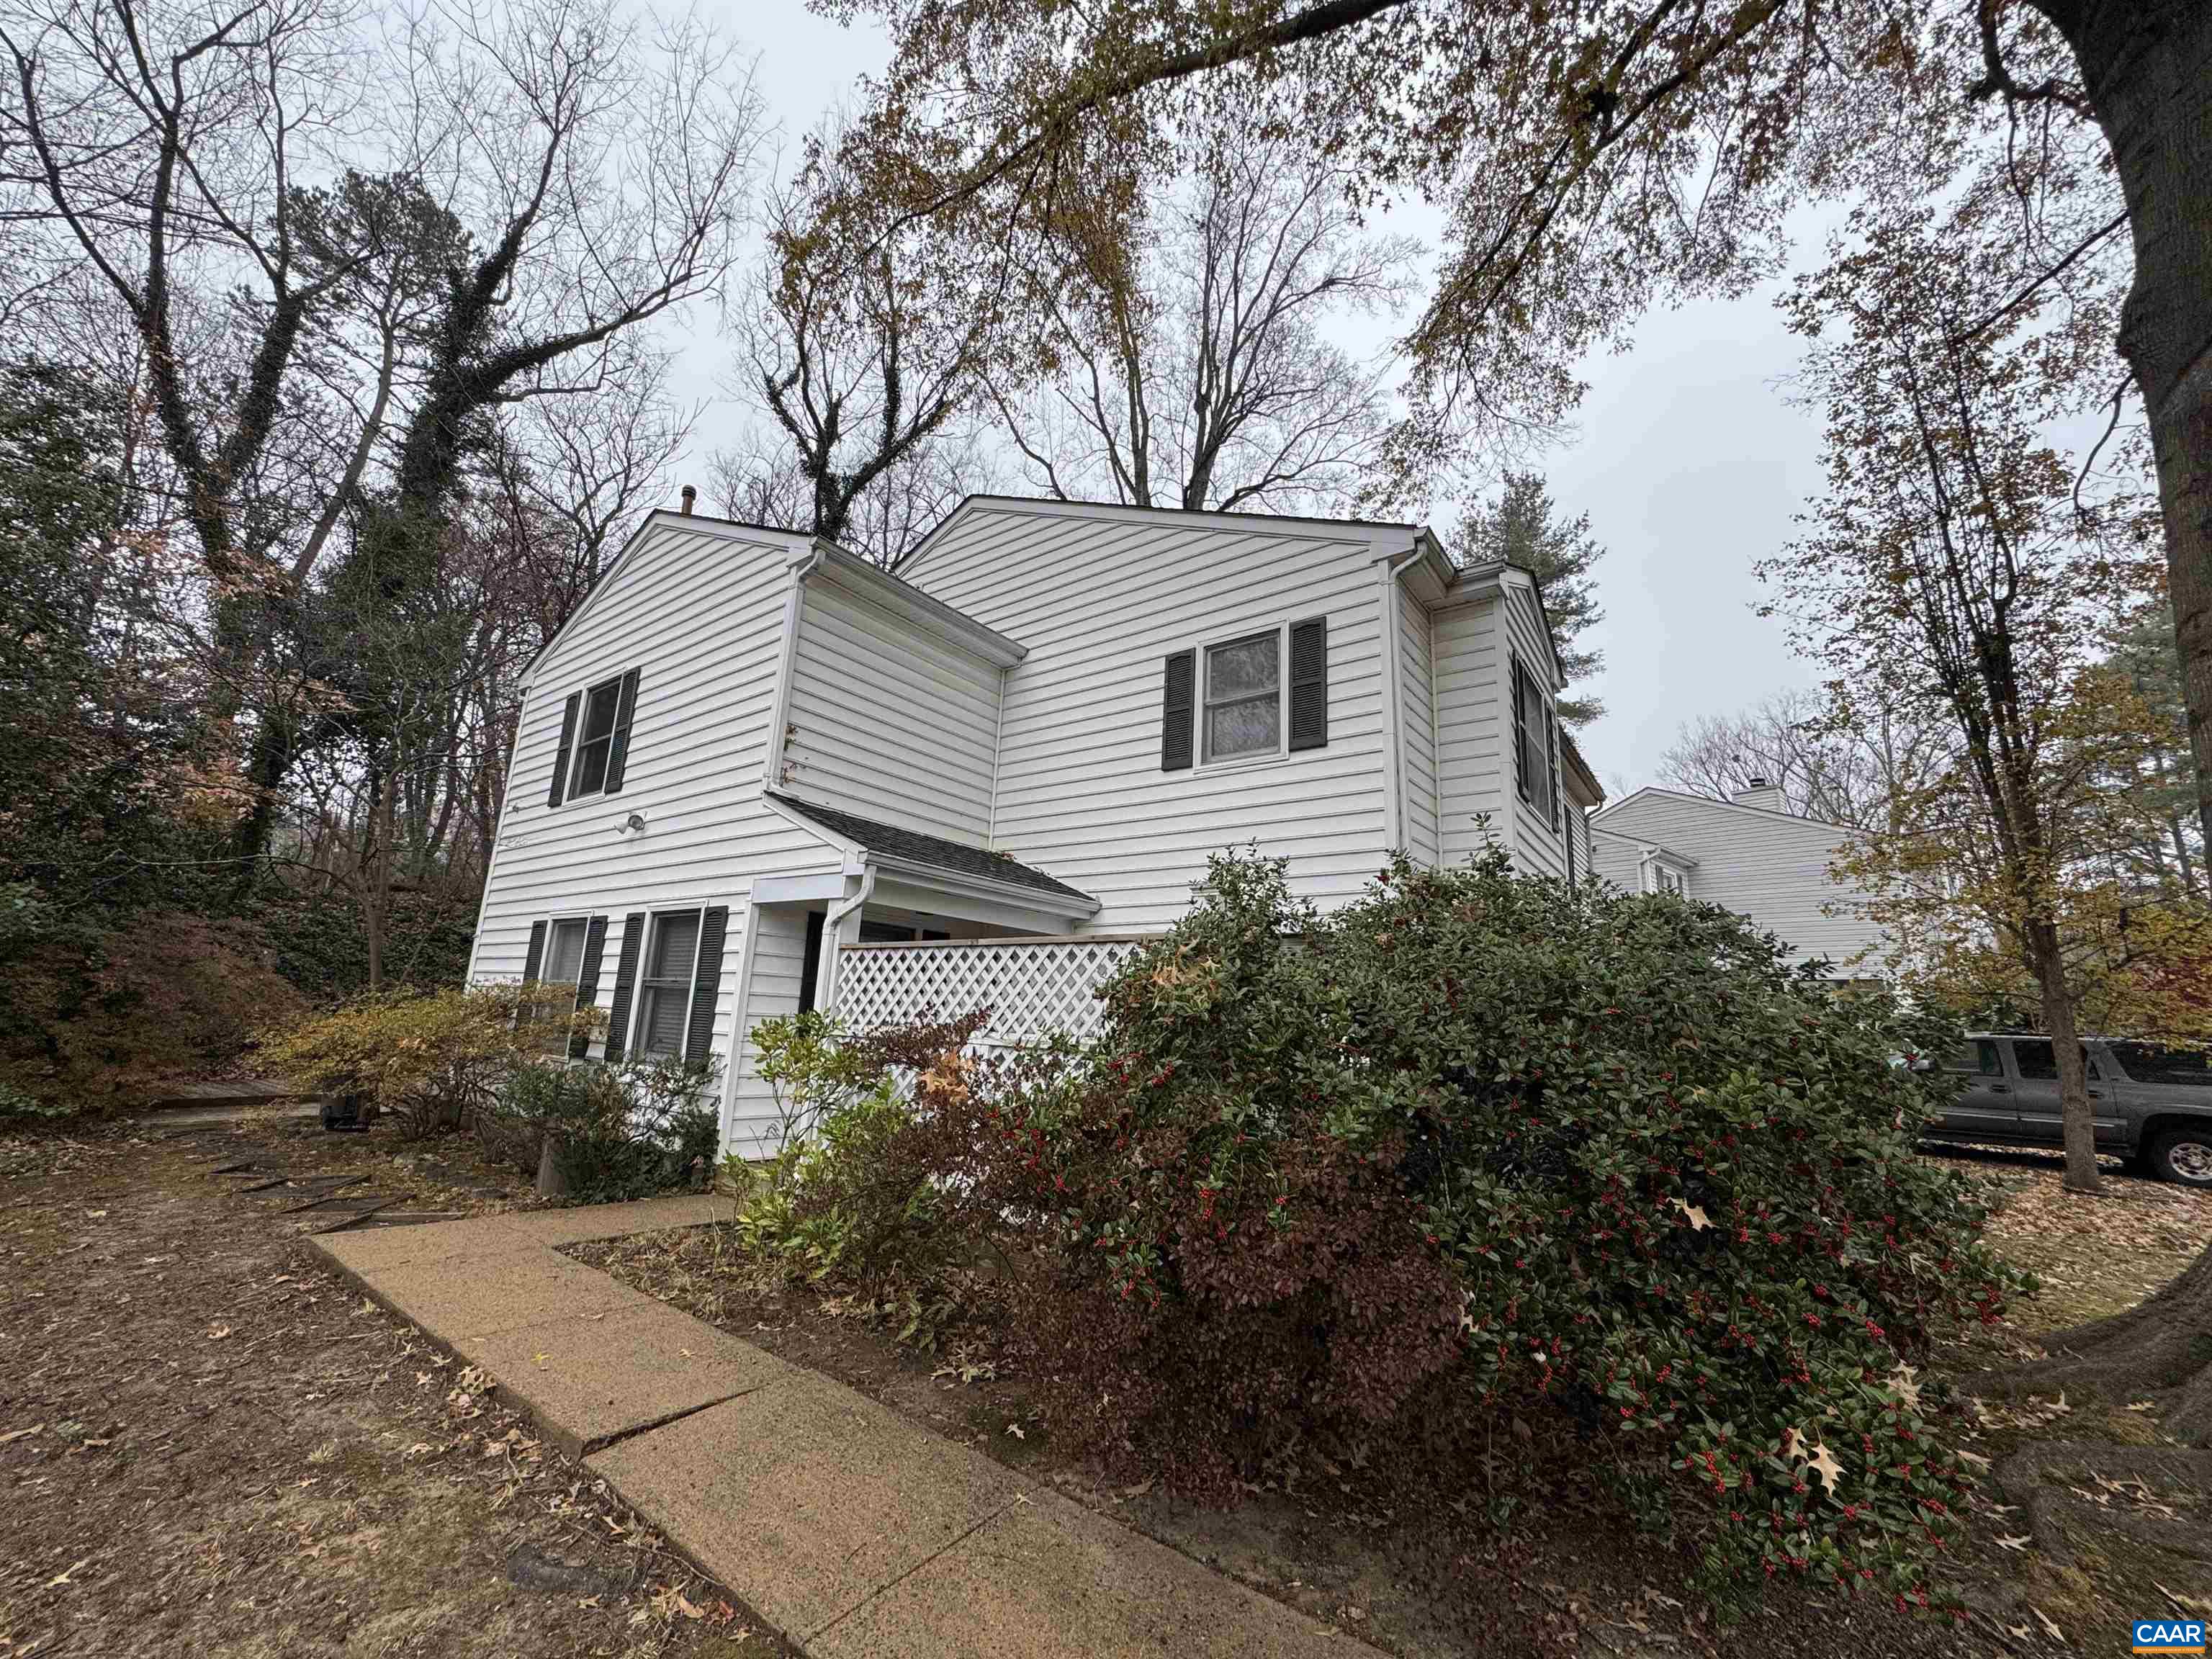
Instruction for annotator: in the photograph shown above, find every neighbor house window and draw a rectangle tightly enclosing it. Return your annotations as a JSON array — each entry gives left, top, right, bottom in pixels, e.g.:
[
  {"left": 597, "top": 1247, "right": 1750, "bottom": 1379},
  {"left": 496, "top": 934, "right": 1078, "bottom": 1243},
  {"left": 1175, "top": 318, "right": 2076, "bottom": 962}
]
[
  {"left": 636, "top": 909, "right": 703, "bottom": 1058},
  {"left": 1202, "top": 631, "right": 1282, "bottom": 762},
  {"left": 1650, "top": 863, "right": 1687, "bottom": 896},
  {"left": 569, "top": 675, "right": 626, "bottom": 798}
]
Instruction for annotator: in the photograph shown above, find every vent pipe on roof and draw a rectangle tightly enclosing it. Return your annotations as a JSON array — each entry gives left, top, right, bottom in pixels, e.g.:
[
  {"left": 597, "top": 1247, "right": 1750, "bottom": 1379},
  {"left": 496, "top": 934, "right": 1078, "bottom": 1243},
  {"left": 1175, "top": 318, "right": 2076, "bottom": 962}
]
[{"left": 680, "top": 484, "right": 696, "bottom": 516}]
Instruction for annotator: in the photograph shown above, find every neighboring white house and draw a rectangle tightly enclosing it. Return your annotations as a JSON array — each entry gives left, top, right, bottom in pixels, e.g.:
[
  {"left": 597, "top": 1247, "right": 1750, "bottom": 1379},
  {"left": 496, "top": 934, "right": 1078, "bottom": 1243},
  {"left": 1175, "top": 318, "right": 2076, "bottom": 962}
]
[
  {"left": 1587, "top": 783, "right": 1889, "bottom": 976},
  {"left": 465, "top": 495, "right": 1591, "bottom": 1156}
]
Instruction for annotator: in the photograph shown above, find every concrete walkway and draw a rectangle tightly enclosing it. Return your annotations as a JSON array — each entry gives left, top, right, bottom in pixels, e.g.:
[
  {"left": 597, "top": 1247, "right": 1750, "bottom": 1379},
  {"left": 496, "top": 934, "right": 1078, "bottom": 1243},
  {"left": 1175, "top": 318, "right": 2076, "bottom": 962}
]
[{"left": 311, "top": 1197, "right": 1357, "bottom": 1658}]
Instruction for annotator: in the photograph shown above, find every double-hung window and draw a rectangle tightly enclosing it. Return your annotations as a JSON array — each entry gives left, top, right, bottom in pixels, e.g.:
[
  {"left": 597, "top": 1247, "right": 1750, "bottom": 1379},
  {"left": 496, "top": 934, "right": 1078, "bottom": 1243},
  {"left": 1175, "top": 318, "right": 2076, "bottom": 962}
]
[
  {"left": 544, "top": 917, "right": 591, "bottom": 989},
  {"left": 636, "top": 909, "right": 703, "bottom": 1059},
  {"left": 1161, "top": 618, "right": 1328, "bottom": 773},
  {"left": 1202, "top": 631, "right": 1282, "bottom": 763},
  {"left": 1511, "top": 655, "right": 1557, "bottom": 827},
  {"left": 569, "top": 675, "right": 626, "bottom": 799}
]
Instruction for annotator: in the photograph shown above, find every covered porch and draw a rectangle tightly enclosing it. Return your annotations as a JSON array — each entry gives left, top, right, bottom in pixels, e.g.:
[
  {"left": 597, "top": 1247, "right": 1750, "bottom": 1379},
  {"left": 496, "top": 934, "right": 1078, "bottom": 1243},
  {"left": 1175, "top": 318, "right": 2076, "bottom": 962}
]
[{"left": 722, "top": 793, "right": 1115, "bottom": 1154}]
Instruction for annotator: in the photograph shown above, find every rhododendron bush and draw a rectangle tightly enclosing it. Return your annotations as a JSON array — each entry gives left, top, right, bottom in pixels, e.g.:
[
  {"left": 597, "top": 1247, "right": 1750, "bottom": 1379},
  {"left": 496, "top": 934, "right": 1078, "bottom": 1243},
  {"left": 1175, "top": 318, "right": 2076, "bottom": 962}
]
[{"left": 758, "top": 849, "right": 2023, "bottom": 1597}]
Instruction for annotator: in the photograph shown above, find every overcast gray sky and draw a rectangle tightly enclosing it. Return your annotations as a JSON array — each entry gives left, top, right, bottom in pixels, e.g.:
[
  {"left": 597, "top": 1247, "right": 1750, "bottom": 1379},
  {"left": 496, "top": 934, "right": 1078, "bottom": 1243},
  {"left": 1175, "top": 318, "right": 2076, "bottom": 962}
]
[{"left": 666, "top": 3, "right": 1835, "bottom": 801}]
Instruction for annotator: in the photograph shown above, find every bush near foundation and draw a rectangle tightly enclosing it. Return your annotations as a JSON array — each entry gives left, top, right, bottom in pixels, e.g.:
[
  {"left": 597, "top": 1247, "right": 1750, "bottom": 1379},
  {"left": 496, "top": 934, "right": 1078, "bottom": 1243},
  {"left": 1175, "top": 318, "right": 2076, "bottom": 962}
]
[
  {"left": 261, "top": 982, "right": 593, "bottom": 1138},
  {"left": 747, "top": 850, "right": 2023, "bottom": 1599},
  {"left": 495, "top": 1051, "right": 721, "bottom": 1200}
]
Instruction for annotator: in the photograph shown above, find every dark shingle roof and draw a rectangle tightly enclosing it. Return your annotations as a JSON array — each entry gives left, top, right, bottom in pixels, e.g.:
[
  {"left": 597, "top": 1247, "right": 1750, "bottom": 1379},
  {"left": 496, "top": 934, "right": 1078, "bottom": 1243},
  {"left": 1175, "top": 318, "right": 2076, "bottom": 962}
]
[{"left": 765, "top": 793, "right": 1096, "bottom": 907}]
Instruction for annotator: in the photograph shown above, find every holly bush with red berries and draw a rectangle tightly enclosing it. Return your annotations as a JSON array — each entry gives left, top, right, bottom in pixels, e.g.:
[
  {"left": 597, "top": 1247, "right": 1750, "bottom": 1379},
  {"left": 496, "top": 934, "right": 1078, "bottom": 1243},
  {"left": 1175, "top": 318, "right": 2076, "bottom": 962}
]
[{"left": 799, "top": 848, "right": 2023, "bottom": 1599}]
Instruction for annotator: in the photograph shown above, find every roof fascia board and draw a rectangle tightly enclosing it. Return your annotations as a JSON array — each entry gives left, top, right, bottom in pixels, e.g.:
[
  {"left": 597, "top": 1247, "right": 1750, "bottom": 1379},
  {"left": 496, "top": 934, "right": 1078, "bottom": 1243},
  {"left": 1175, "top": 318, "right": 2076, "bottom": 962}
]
[
  {"left": 760, "top": 790, "right": 868, "bottom": 873},
  {"left": 896, "top": 494, "right": 1424, "bottom": 581},
  {"left": 870, "top": 853, "right": 1100, "bottom": 918},
  {"left": 809, "top": 541, "right": 1027, "bottom": 667}
]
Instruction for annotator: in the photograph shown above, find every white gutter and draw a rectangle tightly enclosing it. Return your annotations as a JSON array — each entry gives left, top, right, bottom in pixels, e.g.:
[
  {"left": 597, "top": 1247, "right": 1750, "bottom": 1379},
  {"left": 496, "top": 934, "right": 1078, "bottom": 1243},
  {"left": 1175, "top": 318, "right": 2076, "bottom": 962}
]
[
  {"left": 814, "top": 865, "right": 877, "bottom": 1011},
  {"left": 1377, "top": 543, "right": 1429, "bottom": 855}
]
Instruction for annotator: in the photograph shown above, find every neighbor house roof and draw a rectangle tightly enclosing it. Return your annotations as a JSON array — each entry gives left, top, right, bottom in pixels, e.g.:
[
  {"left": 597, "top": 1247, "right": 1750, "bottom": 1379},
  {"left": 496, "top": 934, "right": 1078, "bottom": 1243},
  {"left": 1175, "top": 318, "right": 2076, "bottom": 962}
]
[{"left": 763, "top": 792, "right": 1097, "bottom": 907}]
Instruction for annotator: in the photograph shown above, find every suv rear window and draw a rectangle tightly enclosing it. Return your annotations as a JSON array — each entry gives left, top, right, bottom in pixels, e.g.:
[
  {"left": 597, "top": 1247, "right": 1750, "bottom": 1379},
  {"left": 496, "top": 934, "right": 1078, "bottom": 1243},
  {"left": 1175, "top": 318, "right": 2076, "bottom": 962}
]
[{"left": 2111, "top": 1043, "right": 2212, "bottom": 1087}]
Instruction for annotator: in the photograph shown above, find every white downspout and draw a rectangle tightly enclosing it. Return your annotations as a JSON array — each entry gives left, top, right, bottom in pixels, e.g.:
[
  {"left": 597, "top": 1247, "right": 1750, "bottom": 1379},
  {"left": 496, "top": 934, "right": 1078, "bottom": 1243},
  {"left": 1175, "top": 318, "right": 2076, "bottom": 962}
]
[
  {"left": 814, "top": 864, "right": 877, "bottom": 1012},
  {"left": 1378, "top": 544, "right": 1428, "bottom": 856}
]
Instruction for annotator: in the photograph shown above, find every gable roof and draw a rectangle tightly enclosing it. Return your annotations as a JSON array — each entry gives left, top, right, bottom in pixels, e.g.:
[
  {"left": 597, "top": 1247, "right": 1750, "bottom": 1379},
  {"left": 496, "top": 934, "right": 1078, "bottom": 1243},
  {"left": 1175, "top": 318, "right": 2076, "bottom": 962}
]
[
  {"left": 526, "top": 511, "right": 815, "bottom": 685},
  {"left": 764, "top": 792, "right": 1097, "bottom": 908},
  {"left": 891, "top": 493, "right": 1426, "bottom": 578},
  {"left": 894, "top": 494, "right": 1574, "bottom": 685},
  {"left": 1593, "top": 785, "right": 1846, "bottom": 833}
]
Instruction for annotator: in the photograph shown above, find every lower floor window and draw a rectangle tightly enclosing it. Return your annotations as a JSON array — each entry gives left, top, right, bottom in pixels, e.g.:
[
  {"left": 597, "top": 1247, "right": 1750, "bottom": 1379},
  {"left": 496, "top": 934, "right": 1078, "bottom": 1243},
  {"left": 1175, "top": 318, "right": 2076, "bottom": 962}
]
[
  {"left": 545, "top": 917, "right": 590, "bottom": 987},
  {"left": 637, "top": 910, "right": 702, "bottom": 1058}
]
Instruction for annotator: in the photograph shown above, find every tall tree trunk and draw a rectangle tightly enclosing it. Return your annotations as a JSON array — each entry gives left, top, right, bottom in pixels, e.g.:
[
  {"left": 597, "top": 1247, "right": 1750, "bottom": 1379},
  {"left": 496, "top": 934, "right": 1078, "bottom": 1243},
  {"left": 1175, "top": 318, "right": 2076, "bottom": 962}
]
[
  {"left": 2028, "top": 920, "right": 2101, "bottom": 1194},
  {"left": 2046, "top": 0, "right": 2212, "bottom": 852}
]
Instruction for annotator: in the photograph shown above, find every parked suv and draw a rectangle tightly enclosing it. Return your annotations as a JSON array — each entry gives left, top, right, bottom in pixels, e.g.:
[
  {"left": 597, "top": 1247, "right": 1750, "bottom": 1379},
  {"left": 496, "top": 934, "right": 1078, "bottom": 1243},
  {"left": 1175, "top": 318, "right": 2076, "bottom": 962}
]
[{"left": 1926, "top": 1034, "right": 2212, "bottom": 1184}]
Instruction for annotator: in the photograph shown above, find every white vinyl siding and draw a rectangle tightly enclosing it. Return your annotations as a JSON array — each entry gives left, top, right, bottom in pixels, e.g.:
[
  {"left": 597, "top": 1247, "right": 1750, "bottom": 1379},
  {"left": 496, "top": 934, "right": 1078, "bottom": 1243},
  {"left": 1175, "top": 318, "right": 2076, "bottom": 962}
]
[
  {"left": 729, "top": 902, "right": 814, "bottom": 1156},
  {"left": 902, "top": 502, "right": 1398, "bottom": 930},
  {"left": 1397, "top": 581, "right": 1439, "bottom": 866},
  {"left": 1591, "top": 790, "right": 1889, "bottom": 971},
  {"left": 467, "top": 516, "right": 845, "bottom": 1156},
  {"left": 1431, "top": 595, "right": 1509, "bottom": 869},
  {"left": 782, "top": 575, "right": 1001, "bottom": 846}
]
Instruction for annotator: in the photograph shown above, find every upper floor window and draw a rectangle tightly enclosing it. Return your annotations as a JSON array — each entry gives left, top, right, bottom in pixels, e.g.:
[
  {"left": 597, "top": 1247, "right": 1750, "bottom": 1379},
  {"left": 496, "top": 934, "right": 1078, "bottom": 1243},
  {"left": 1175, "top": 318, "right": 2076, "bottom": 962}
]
[
  {"left": 1511, "top": 655, "right": 1560, "bottom": 830},
  {"left": 571, "top": 676, "right": 625, "bottom": 797},
  {"left": 1161, "top": 618, "right": 1328, "bottom": 772},
  {"left": 1204, "top": 631, "right": 1281, "bottom": 761},
  {"left": 547, "top": 667, "right": 640, "bottom": 808}
]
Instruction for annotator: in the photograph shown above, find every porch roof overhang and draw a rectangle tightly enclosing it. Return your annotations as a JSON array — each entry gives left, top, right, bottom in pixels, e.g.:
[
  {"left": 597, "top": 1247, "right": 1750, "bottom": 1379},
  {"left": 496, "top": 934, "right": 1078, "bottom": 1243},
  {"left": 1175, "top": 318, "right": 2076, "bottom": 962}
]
[{"left": 761, "top": 791, "right": 1102, "bottom": 922}]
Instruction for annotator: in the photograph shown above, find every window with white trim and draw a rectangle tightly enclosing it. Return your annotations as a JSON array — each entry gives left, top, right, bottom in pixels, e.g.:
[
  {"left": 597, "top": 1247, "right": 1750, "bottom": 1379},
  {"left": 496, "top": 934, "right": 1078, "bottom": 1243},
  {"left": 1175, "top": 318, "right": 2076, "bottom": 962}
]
[
  {"left": 1511, "top": 655, "right": 1556, "bottom": 824},
  {"left": 635, "top": 909, "right": 703, "bottom": 1058},
  {"left": 568, "top": 674, "right": 625, "bottom": 799},
  {"left": 544, "top": 917, "right": 590, "bottom": 988},
  {"left": 1202, "top": 630, "right": 1282, "bottom": 762}
]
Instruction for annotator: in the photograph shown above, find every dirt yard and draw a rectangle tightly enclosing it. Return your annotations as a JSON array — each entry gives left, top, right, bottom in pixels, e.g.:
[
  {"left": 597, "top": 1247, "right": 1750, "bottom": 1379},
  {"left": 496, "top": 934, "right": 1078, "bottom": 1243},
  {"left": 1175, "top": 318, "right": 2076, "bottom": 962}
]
[
  {"left": 10, "top": 1114, "right": 2212, "bottom": 1659},
  {"left": 0, "top": 1111, "right": 775, "bottom": 1659}
]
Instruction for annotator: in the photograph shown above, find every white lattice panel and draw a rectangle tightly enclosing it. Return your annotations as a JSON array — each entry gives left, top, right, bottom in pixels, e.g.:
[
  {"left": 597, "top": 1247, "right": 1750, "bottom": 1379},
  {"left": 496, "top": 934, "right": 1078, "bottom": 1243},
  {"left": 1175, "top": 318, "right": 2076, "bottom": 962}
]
[{"left": 833, "top": 935, "right": 1149, "bottom": 1047}]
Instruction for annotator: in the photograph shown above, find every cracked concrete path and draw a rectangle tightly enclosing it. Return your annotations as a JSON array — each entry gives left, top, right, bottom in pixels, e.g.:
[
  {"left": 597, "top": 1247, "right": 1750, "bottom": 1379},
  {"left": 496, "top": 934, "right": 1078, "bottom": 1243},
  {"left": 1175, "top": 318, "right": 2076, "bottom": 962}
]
[{"left": 310, "top": 1195, "right": 1361, "bottom": 1657}]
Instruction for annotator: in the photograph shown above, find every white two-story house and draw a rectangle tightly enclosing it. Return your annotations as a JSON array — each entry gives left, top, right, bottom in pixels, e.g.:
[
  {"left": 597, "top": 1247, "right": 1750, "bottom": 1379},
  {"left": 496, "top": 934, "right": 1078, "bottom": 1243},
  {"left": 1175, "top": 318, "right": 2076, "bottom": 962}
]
[
  {"left": 1588, "top": 783, "right": 1889, "bottom": 978},
  {"left": 466, "top": 495, "right": 1599, "bottom": 1154}
]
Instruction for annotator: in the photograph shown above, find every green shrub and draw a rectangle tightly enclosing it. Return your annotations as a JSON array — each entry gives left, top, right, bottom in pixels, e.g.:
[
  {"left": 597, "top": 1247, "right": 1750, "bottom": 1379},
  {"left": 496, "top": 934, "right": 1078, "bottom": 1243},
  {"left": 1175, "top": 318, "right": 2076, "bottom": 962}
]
[
  {"left": 494, "top": 1051, "right": 722, "bottom": 1202},
  {"left": 0, "top": 1077, "right": 71, "bottom": 1121},
  {"left": 799, "top": 850, "right": 2020, "bottom": 1602},
  {"left": 260, "top": 981, "right": 588, "bottom": 1138}
]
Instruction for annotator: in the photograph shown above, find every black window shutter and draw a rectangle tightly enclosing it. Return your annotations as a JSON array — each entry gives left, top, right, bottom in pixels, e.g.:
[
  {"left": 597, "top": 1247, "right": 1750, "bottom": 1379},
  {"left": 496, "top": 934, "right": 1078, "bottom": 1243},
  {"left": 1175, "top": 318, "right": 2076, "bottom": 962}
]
[
  {"left": 521, "top": 920, "right": 547, "bottom": 983},
  {"left": 567, "top": 914, "right": 609, "bottom": 1059},
  {"left": 603, "top": 912, "right": 647, "bottom": 1062},
  {"left": 1511, "top": 658, "right": 1531, "bottom": 804},
  {"left": 603, "top": 668, "right": 642, "bottom": 794},
  {"left": 1161, "top": 650, "right": 1195, "bottom": 771},
  {"left": 1545, "top": 706, "right": 1561, "bottom": 829},
  {"left": 548, "top": 693, "right": 580, "bottom": 808},
  {"left": 683, "top": 905, "right": 730, "bottom": 1068},
  {"left": 1288, "top": 617, "right": 1328, "bottom": 752}
]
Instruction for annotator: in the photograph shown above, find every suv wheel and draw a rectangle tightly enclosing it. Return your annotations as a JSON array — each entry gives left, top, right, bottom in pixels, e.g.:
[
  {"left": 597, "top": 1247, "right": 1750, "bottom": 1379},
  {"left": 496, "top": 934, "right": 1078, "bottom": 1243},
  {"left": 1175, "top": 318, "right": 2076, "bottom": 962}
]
[{"left": 2149, "top": 1127, "right": 2212, "bottom": 1187}]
